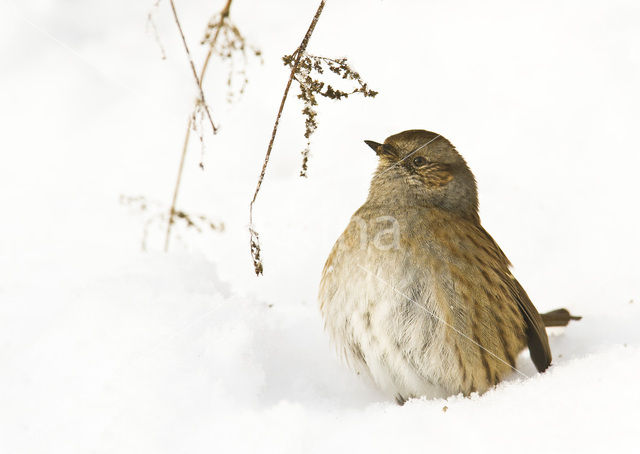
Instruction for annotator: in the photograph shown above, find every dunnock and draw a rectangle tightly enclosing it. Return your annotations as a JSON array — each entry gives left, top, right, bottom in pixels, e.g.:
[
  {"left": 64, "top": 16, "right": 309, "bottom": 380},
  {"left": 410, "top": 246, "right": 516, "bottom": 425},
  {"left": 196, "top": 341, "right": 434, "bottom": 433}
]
[{"left": 318, "top": 130, "right": 579, "bottom": 403}]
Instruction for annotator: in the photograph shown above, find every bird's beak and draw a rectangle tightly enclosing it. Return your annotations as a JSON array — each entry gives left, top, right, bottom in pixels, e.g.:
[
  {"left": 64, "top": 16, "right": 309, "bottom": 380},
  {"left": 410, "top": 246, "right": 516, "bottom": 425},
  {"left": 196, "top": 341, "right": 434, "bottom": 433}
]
[
  {"left": 365, "top": 140, "right": 396, "bottom": 158},
  {"left": 364, "top": 140, "right": 383, "bottom": 154}
]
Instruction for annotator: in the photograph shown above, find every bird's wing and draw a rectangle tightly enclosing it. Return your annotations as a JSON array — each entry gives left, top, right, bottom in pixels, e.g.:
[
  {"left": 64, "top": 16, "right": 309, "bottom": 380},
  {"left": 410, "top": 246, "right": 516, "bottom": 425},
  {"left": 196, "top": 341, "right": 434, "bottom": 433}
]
[
  {"left": 478, "top": 227, "right": 552, "bottom": 372},
  {"left": 508, "top": 277, "right": 552, "bottom": 372}
]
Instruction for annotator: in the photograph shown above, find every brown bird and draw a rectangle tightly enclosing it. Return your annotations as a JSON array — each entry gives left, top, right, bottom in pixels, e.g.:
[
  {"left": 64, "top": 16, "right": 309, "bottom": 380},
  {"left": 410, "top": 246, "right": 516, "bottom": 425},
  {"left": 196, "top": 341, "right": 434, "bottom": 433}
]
[{"left": 318, "top": 129, "right": 579, "bottom": 404}]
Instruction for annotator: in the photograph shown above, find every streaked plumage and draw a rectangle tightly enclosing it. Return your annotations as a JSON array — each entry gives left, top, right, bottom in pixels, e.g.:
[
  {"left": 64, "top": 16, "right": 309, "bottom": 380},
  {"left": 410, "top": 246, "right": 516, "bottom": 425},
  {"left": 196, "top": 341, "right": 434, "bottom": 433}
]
[{"left": 319, "top": 130, "right": 578, "bottom": 403}]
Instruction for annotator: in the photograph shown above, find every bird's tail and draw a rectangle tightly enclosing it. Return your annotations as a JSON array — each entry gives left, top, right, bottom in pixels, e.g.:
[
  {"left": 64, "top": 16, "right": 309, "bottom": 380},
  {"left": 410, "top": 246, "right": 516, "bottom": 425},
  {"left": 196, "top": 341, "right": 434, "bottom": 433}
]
[{"left": 540, "top": 308, "right": 582, "bottom": 327}]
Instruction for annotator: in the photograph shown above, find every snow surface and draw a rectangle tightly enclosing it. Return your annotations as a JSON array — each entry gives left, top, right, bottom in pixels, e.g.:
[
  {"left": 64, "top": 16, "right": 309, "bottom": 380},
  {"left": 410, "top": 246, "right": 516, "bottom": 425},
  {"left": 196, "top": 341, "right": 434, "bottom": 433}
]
[{"left": 1, "top": 0, "right": 640, "bottom": 452}]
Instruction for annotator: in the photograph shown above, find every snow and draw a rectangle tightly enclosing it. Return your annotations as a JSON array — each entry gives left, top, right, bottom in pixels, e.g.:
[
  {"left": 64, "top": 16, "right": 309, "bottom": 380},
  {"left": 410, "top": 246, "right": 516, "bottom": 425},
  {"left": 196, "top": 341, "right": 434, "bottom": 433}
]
[{"left": 1, "top": 0, "right": 639, "bottom": 452}]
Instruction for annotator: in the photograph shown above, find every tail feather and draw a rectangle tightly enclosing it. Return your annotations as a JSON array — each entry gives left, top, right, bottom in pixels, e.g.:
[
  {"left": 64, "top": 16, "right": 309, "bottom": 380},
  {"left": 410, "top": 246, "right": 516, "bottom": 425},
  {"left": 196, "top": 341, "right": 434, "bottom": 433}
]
[{"left": 540, "top": 308, "right": 582, "bottom": 327}]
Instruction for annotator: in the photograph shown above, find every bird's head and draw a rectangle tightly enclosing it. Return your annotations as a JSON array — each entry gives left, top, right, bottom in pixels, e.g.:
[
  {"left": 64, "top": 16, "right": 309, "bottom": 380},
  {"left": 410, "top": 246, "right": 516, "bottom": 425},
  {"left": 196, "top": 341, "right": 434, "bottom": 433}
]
[{"left": 365, "top": 129, "right": 479, "bottom": 221}]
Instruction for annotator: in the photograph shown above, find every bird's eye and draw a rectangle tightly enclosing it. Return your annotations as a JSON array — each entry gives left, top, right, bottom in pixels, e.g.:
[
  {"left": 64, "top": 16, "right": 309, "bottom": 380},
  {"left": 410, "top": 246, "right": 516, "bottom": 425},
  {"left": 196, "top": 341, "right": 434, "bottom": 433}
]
[{"left": 412, "top": 156, "right": 428, "bottom": 167}]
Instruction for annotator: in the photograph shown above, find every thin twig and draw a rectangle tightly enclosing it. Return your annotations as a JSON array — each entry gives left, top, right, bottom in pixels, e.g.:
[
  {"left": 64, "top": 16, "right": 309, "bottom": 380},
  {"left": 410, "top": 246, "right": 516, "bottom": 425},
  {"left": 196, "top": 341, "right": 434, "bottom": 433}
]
[
  {"left": 201, "top": 0, "right": 232, "bottom": 78},
  {"left": 146, "top": 0, "right": 167, "bottom": 59},
  {"left": 164, "top": 122, "right": 193, "bottom": 251},
  {"left": 169, "top": 0, "right": 219, "bottom": 135},
  {"left": 164, "top": 0, "right": 232, "bottom": 252},
  {"left": 248, "top": 0, "right": 326, "bottom": 275}
]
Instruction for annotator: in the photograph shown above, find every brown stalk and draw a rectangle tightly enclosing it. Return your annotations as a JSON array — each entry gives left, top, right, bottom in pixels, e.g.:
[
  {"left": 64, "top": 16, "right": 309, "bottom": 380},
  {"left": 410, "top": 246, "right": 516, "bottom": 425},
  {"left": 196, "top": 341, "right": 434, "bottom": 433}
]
[
  {"left": 168, "top": 0, "right": 219, "bottom": 134},
  {"left": 164, "top": 0, "right": 232, "bottom": 252},
  {"left": 248, "top": 0, "right": 326, "bottom": 275}
]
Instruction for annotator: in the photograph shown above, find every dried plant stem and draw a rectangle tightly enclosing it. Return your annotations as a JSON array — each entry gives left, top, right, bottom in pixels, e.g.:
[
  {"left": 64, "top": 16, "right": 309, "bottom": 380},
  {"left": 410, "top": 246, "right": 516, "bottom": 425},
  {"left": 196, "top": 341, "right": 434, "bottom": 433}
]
[
  {"left": 164, "top": 124, "right": 192, "bottom": 252},
  {"left": 169, "top": 0, "right": 219, "bottom": 135},
  {"left": 147, "top": 0, "right": 167, "bottom": 60},
  {"left": 248, "top": 0, "right": 326, "bottom": 275},
  {"left": 200, "top": 0, "right": 232, "bottom": 78},
  {"left": 164, "top": 0, "right": 232, "bottom": 252}
]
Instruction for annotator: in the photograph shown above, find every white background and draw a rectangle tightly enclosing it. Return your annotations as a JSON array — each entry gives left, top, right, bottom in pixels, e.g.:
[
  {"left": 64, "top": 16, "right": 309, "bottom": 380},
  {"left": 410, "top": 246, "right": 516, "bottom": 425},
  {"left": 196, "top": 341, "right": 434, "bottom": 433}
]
[{"left": 1, "top": 0, "right": 639, "bottom": 452}]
